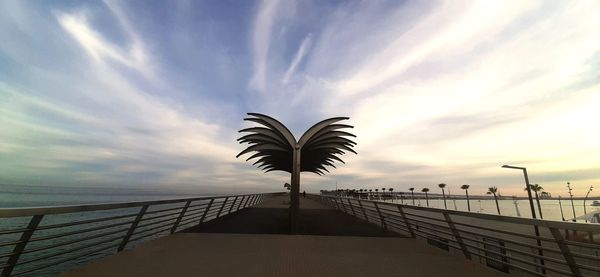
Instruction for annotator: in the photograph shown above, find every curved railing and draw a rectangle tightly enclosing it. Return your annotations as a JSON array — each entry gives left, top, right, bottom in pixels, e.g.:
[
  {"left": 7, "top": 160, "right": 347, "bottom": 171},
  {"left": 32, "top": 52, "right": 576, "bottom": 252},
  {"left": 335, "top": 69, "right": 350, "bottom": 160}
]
[
  {"left": 314, "top": 195, "right": 600, "bottom": 277},
  {"left": 0, "top": 192, "right": 283, "bottom": 276}
]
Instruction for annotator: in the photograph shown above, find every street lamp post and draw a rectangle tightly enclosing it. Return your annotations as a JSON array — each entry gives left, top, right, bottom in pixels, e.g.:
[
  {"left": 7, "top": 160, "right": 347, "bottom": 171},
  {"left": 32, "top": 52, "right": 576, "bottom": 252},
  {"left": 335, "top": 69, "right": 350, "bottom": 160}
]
[
  {"left": 502, "top": 165, "right": 545, "bottom": 274},
  {"left": 583, "top": 185, "right": 593, "bottom": 222},
  {"left": 567, "top": 182, "right": 576, "bottom": 221}
]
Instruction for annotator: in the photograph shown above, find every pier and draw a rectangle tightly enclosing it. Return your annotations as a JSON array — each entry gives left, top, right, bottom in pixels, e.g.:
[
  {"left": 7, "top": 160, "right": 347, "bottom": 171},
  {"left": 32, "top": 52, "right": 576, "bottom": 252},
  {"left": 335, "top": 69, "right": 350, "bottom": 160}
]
[
  {"left": 1, "top": 193, "right": 599, "bottom": 276},
  {"left": 62, "top": 195, "right": 504, "bottom": 277}
]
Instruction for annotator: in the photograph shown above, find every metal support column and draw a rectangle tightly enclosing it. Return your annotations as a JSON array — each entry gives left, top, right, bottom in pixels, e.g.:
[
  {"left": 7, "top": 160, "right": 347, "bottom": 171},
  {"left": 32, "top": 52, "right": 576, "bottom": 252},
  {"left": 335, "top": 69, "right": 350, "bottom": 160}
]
[
  {"left": 1, "top": 215, "right": 44, "bottom": 277},
  {"left": 443, "top": 213, "right": 471, "bottom": 259},
  {"left": 118, "top": 205, "right": 148, "bottom": 252}
]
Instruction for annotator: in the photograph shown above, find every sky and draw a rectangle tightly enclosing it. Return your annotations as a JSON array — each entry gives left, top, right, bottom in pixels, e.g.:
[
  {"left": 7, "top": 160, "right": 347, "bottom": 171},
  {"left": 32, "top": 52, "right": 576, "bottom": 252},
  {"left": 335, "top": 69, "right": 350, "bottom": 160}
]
[{"left": 1, "top": 0, "right": 599, "bottom": 197}]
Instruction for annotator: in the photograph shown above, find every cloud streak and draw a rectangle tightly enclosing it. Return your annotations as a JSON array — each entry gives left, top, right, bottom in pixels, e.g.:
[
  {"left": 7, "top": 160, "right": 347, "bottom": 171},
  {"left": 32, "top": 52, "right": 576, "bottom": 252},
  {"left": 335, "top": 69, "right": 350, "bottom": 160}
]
[{"left": 1, "top": 0, "right": 599, "bottom": 197}]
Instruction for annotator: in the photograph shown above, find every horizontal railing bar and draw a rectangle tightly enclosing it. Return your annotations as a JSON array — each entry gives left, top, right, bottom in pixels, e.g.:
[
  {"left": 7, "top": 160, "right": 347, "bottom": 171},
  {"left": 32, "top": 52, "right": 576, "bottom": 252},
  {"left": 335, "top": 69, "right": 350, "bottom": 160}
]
[
  {"left": 459, "top": 240, "right": 573, "bottom": 275},
  {"left": 178, "top": 210, "right": 206, "bottom": 221},
  {"left": 131, "top": 221, "right": 177, "bottom": 238},
  {"left": 0, "top": 193, "right": 282, "bottom": 218},
  {"left": 134, "top": 217, "right": 177, "bottom": 231},
  {"left": 448, "top": 219, "right": 558, "bottom": 244},
  {"left": 322, "top": 196, "right": 592, "bottom": 276},
  {"left": 326, "top": 196, "right": 600, "bottom": 232},
  {"left": 462, "top": 244, "right": 548, "bottom": 277},
  {"left": 23, "top": 227, "right": 129, "bottom": 255},
  {"left": 561, "top": 238, "right": 600, "bottom": 250},
  {"left": 0, "top": 251, "right": 15, "bottom": 260},
  {"left": 137, "top": 210, "right": 181, "bottom": 223},
  {"left": 574, "top": 262, "right": 600, "bottom": 272},
  {"left": 36, "top": 212, "right": 139, "bottom": 231},
  {"left": 457, "top": 235, "right": 568, "bottom": 266},
  {"left": 452, "top": 225, "right": 564, "bottom": 255},
  {"left": 0, "top": 239, "right": 21, "bottom": 248},
  {"left": 128, "top": 225, "right": 173, "bottom": 244},
  {"left": 11, "top": 241, "right": 121, "bottom": 276},
  {"left": 410, "top": 228, "right": 570, "bottom": 276},
  {"left": 30, "top": 220, "right": 134, "bottom": 242},
  {"left": 354, "top": 201, "right": 569, "bottom": 256},
  {"left": 0, "top": 228, "right": 30, "bottom": 236},
  {"left": 569, "top": 251, "right": 600, "bottom": 262},
  {"left": 17, "top": 235, "right": 122, "bottom": 266},
  {"left": 142, "top": 206, "right": 187, "bottom": 216}
]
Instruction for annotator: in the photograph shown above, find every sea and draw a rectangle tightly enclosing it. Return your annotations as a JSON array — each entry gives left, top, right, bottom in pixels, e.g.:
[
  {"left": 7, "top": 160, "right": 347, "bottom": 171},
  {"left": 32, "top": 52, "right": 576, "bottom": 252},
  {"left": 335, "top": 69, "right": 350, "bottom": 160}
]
[
  {"left": 379, "top": 197, "right": 600, "bottom": 222},
  {"left": 0, "top": 184, "right": 218, "bottom": 276},
  {"left": 1, "top": 184, "right": 599, "bottom": 276}
]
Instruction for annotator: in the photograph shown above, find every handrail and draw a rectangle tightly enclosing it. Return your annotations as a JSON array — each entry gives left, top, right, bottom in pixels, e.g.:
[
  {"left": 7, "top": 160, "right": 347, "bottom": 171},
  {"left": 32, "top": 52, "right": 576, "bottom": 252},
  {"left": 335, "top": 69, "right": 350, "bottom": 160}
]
[
  {"left": 0, "top": 192, "right": 275, "bottom": 218},
  {"left": 0, "top": 192, "right": 283, "bottom": 277},
  {"left": 315, "top": 194, "right": 600, "bottom": 277}
]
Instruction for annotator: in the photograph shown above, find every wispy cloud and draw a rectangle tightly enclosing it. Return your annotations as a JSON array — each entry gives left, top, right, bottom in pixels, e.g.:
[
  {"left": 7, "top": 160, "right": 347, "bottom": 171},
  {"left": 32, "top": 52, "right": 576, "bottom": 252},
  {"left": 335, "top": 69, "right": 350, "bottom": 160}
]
[
  {"left": 1, "top": 0, "right": 600, "bottom": 196},
  {"left": 248, "top": 0, "right": 281, "bottom": 93},
  {"left": 282, "top": 33, "right": 312, "bottom": 84}
]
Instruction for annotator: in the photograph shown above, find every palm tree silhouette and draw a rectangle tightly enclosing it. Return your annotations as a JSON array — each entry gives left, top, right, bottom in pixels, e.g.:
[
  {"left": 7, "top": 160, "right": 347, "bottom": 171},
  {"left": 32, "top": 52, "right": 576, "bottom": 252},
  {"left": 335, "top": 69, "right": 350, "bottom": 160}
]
[
  {"left": 389, "top": 188, "right": 394, "bottom": 202},
  {"left": 409, "top": 188, "right": 415, "bottom": 205},
  {"left": 421, "top": 188, "right": 430, "bottom": 207},
  {"left": 487, "top": 186, "right": 500, "bottom": 215},
  {"left": 461, "top": 184, "right": 471, "bottom": 212},
  {"left": 438, "top": 183, "right": 447, "bottom": 209},
  {"left": 527, "top": 184, "right": 544, "bottom": 219},
  {"left": 236, "top": 113, "right": 356, "bottom": 233}
]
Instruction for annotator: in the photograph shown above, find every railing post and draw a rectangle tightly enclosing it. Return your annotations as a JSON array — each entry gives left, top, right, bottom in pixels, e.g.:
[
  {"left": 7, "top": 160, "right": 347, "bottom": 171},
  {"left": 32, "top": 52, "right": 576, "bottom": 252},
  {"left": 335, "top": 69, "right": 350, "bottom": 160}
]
[
  {"left": 237, "top": 195, "right": 247, "bottom": 210},
  {"left": 118, "top": 205, "right": 148, "bottom": 252},
  {"left": 342, "top": 197, "right": 350, "bottom": 213},
  {"left": 347, "top": 198, "right": 356, "bottom": 216},
  {"left": 548, "top": 227, "right": 581, "bottom": 276},
  {"left": 216, "top": 197, "right": 229, "bottom": 218},
  {"left": 238, "top": 195, "right": 250, "bottom": 210},
  {"left": 334, "top": 197, "right": 342, "bottom": 211},
  {"left": 373, "top": 202, "right": 387, "bottom": 230},
  {"left": 244, "top": 194, "right": 256, "bottom": 208},
  {"left": 397, "top": 205, "right": 415, "bottom": 238},
  {"left": 255, "top": 195, "right": 262, "bottom": 205},
  {"left": 170, "top": 200, "right": 192, "bottom": 234},
  {"left": 358, "top": 200, "right": 368, "bottom": 221},
  {"left": 242, "top": 195, "right": 253, "bottom": 209},
  {"left": 443, "top": 212, "right": 471, "bottom": 259},
  {"left": 228, "top": 196, "right": 239, "bottom": 214},
  {"left": 1, "top": 214, "right": 43, "bottom": 277},
  {"left": 199, "top": 198, "right": 214, "bottom": 224}
]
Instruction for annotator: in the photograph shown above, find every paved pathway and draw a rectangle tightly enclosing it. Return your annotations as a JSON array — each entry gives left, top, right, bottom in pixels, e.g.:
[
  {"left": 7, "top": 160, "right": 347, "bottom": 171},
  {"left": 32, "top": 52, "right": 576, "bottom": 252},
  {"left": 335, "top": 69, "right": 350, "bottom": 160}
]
[
  {"left": 62, "top": 195, "right": 508, "bottom": 277},
  {"left": 183, "top": 195, "right": 400, "bottom": 237}
]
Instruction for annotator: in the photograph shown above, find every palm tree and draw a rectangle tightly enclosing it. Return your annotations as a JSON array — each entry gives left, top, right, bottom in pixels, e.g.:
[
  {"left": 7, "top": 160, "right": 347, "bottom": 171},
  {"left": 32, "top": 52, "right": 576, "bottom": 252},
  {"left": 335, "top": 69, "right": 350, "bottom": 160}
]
[
  {"left": 422, "top": 188, "right": 430, "bottom": 207},
  {"left": 487, "top": 186, "right": 500, "bottom": 215},
  {"left": 438, "top": 183, "right": 447, "bottom": 209},
  {"left": 409, "top": 188, "right": 415, "bottom": 205},
  {"left": 236, "top": 113, "right": 356, "bottom": 233},
  {"left": 389, "top": 188, "right": 394, "bottom": 202},
  {"left": 527, "top": 184, "right": 544, "bottom": 219},
  {"left": 461, "top": 184, "right": 471, "bottom": 212}
]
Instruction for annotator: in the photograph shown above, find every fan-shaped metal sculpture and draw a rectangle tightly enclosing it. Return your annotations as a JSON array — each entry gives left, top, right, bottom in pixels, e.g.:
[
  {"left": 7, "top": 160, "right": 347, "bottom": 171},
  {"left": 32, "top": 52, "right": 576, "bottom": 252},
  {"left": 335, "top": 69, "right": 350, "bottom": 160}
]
[{"left": 236, "top": 113, "right": 356, "bottom": 233}]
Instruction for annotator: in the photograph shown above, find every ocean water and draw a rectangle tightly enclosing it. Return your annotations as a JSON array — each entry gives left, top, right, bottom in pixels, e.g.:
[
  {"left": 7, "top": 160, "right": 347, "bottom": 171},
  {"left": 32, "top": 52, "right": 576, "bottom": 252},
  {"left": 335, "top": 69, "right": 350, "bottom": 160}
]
[
  {"left": 379, "top": 197, "right": 600, "bottom": 222},
  {"left": 0, "top": 184, "right": 216, "bottom": 276},
  {"left": 0, "top": 184, "right": 214, "bottom": 208}
]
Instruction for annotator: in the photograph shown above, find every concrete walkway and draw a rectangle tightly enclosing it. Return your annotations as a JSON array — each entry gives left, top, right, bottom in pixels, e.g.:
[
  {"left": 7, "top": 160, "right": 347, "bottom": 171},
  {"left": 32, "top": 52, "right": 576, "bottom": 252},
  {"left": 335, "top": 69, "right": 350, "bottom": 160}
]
[
  {"left": 62, "top": 195, "right": 508, "bottom": 277},
  {"left": 184, "top": 195, "right": 400, "bottom": 237}
]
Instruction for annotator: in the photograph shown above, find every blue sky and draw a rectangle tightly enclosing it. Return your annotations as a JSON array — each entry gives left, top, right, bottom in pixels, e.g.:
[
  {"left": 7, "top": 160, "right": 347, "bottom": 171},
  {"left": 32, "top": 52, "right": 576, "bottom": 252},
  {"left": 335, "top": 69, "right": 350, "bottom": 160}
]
[{"left": 1, "top": 0, "right": 599, "bottom": 196}]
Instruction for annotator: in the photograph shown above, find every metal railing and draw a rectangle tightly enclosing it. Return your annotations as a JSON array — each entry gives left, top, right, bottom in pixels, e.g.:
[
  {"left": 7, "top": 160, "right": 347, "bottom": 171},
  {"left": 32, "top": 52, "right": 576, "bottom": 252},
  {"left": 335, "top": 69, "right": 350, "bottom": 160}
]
[
  {"left": 314, "top": 195, "right": 600, "bottom": 277},
  {"left": 0, "top": 192, "right": 282, "bottom": 276}
]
